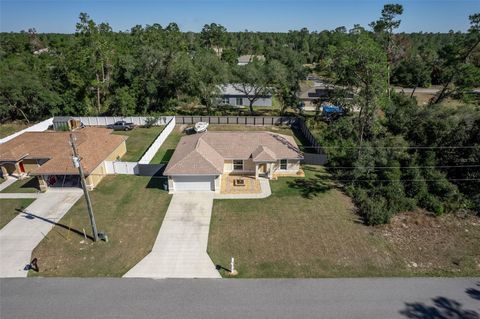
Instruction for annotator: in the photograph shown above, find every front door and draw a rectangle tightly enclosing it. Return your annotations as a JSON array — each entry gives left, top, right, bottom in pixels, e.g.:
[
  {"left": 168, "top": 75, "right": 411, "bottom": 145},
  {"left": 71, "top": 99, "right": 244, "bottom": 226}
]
[
  {"left": 18, "top": 162, "right": 25, "bottom": 173},
  {"left": 259, "top": 163, "right": 266, "bottom": 173}
]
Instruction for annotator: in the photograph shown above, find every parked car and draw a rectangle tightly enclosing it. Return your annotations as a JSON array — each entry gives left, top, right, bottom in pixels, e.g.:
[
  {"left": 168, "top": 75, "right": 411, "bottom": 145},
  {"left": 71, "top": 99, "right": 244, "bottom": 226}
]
[{"left": 107, "top": 121, "right": 135, "bottom": 131}]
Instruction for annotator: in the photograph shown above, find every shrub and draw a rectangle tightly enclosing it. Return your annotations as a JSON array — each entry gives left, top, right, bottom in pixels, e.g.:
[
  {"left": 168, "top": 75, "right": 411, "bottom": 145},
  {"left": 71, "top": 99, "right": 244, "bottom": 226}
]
[
  {"left": 419, "top": 193, "right": 445, "bottom": 215},
  {"left": 144, "top": 116, "right": 159, "bottom": 128}
]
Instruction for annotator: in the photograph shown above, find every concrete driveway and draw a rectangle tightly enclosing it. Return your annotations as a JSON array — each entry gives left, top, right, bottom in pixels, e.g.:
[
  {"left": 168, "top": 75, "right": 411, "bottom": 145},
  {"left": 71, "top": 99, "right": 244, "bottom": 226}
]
[
  {"left": 124, "top": 192, "right": 220, "bottom": 278},
  {"left": 0, "top": 188, "right": 82, "bottom": 278}
]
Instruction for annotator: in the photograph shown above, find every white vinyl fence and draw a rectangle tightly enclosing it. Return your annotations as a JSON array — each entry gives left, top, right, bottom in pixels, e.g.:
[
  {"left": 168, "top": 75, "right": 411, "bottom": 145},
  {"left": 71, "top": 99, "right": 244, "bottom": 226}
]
[
  {"left": 0, "top": 117, "right": 53, "bottom": 144},
  {"left": 73, "top": 116, "right": 174, "bottom": 126},
  {"left": 104, "top": 161, "right": 139, "bottom": 175},
  {"left": 139, "top": 117, "right": 176, "bottom": 164}
]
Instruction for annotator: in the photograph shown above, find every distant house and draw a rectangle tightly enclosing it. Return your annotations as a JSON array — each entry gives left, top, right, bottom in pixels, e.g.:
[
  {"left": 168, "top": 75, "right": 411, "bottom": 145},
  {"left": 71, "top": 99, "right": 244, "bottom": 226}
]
[
  {"left": 33, "top": 48, "right": 49, "bottom": 55},
  {"left": 297, "top": 84, "right": 333, "bottom": 108},
  {"left": 216, "top": 84, "right": 272, "bottom": 108},
  {"left": 237, "top": 54, "right": 265, "bottom": 66}
]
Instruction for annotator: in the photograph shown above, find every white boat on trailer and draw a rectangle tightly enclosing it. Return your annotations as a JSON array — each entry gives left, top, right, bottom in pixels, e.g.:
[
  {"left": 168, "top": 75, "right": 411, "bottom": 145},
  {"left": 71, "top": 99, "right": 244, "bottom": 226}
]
[{"left": 194, "top": 122, "right": 209, "bottom": 133}]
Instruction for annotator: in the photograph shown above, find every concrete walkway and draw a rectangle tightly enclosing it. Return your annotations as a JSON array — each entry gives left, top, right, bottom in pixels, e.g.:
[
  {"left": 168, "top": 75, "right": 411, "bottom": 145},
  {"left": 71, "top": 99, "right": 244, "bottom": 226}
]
[
  {"left": 214, "top": 178, "right": 271, "bottom": 199},
  {"left": 0, "top": 177, "right": 17, "bottom": 192},
  {"left": 0, "top": 193, "right": 41, "bottom": 199},
  {"left": 124, "top": 192, "right": 220, "bottom": 278},
  {"left": 0, "top": 188, "right": 83, "bottom": 278}
]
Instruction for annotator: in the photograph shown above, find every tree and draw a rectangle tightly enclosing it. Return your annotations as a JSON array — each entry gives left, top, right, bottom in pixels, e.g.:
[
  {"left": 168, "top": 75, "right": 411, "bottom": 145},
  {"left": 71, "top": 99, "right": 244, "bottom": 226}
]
[
  {"left": 74, "top": 12, "right": 114, "bottom": 115},
  {"left": 329, "top": 32, "right": 388, "bottom": 148},
  {"left": 370, "top": 4, "right": 404, "bottom": 98},
  {"left": 392, "top": 56, "right": 431, "bottom": 96},
  {"left": 232, "top": 60, "right": 284, "bottom": 115},
  {"left": 191, "top": 51, "right": 228, "bottom": 113},
  {"left": 200, "top": 23, "right": 227, "bottom": 49},
  {"left": 432, "top": 13, "right": 480, "bottom": 104}
]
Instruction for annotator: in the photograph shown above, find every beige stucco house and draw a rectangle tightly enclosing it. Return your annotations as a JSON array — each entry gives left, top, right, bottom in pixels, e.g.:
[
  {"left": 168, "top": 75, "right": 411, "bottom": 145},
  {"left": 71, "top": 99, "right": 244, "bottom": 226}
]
[
  {"left": 164, "top": 131, "right": 303, "bottom": 192},
  {"left": 0, "top": 127, "right": 127, "bottom": 191}
]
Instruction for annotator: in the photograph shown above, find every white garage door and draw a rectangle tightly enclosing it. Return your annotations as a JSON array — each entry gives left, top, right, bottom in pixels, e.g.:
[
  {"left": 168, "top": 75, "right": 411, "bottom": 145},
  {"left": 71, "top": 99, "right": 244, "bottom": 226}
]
[{"left": 173, "top": 176, "right": 215, "bottom": 192}]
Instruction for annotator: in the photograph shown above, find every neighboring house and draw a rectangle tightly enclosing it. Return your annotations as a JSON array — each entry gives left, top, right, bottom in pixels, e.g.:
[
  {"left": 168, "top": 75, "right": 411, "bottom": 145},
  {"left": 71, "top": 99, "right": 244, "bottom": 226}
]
[
  {"left": 33, "top": 48, "right": 49, "bottom": 55},
  {"left": 297, "top": 85, "right": 332, "bottom": 108},
  {"left": 0, "top": 127, "right": 127, "bottom": 191},
  {"left": 217, "top": 84, "right": 272, "bottom": 107},
  {"left": 237, "top": 54, "right": 265, "bottom": 66},
  {"left": 164, "top": 131, "right": 303, "bottom": 192}
]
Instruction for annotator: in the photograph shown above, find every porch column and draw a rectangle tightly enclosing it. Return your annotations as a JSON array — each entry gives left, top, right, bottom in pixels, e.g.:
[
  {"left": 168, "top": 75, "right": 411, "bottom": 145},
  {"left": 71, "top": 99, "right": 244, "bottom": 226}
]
[
  {"left": 255, "top": 164, "right": 259, "bottom": 179},
  {"left": 0, "top": 165, "right": 8, "bottom": 177},
  {"left": 38, "top": 176, "right": 48, "bottom": 192}
]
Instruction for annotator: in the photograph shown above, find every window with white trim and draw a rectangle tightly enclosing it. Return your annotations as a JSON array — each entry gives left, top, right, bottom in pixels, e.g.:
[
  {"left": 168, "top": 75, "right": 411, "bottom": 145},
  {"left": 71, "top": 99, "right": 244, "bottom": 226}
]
[
  {"left": 222, "top": 97, "right": 229, "bottom": 104},
  {"left": 233, "top": 160, "right": 243, "bottom": 170},
  {"left": 280, "top": 159, "right": 288, "bottom": 170},
  {"left": 235, "top": 97, "right": 243, "bottom": 106}
]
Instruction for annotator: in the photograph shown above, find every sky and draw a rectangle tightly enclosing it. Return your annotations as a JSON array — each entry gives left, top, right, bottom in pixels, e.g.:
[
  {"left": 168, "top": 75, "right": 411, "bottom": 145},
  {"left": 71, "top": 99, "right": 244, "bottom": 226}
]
[{"left": 0, "top": 0, "right": 479, "bottom": 34}]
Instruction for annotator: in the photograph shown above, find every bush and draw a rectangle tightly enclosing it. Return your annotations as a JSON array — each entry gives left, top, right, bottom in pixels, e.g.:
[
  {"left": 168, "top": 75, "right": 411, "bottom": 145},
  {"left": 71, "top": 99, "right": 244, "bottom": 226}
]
[
  {"left": 359, "top": 195, "right": 392, "bottom": 225},
  {"left": 144, "top": 116, "right": 159, "bottom": 128},
  {"left": 419, "top": 193, "right": 445, "bottom": 215}
]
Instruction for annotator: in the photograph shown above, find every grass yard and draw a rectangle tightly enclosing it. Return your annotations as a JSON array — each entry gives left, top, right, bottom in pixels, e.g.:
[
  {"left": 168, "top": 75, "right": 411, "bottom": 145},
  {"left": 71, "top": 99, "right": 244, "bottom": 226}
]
[
  {"left": 0, "top": 177, "right": 40, "bottom": 193},
  {"left": 149, "top": 125, "right": 184, "bottom": 164},
  {"left": 113, "top": 126, "right": 163, "bottom": 162},
  {"left": 29, "top": 175, "right": 172, "bottom": 277},
  {"left": 208, "top": 165, "right": 480, "bottom": 278},
  {"left": 0, "top": 122, "right": 30, "bottom": 138},
  {"left": 0, "top": 199, "right": 35, "bottom": 229}
]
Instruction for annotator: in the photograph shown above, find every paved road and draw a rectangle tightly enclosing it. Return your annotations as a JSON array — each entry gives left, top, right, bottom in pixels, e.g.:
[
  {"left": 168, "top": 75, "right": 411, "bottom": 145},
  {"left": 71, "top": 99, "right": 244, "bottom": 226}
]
[
  {"left": 1, "top": 278, "right": 479, "bottom": 319},
  {"left": 0, "top": 188, "right": 82, "bottom": 277},
  {"left": 124, "top": 192, "right": 220, "bottom": 278}
]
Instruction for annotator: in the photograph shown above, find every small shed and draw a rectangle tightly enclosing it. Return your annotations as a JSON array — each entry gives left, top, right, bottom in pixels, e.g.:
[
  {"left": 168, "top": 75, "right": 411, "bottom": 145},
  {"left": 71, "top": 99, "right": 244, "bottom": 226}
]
[{"left": 52, "top": 117, "right": 82, "bottom": 131}]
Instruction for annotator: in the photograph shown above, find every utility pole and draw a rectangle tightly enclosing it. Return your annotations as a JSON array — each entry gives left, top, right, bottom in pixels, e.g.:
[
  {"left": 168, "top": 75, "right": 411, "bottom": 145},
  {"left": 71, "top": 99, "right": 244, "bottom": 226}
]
[{"left": 70, "top": 133, "right": 99, "bottom": 242}]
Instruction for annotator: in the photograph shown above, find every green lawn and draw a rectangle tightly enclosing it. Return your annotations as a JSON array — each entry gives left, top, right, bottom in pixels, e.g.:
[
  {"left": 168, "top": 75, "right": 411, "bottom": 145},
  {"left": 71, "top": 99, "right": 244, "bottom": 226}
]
[
  {"left": 30, "top": 175, "right": 172, "bottom": 277},
  {"left": 149, "top": 125, "right": 184, "bottom": 164},
  {"left": 113, "top": 126, "right": 164, "bottom": 162},
  {"left": 150, "top": 124, "right": 307, "bottom": 164},
  {"left": 208, "top": 165, "right": 480, "bottom": 278},
  {"left": 0, "top": 177, "right": 40, "bottom": 193},
  {"left": 0, "top": 199, "right": 35, "bottom": 229},
  {"left": 0, "top": 122, "right": 30, "bottom": 138}
]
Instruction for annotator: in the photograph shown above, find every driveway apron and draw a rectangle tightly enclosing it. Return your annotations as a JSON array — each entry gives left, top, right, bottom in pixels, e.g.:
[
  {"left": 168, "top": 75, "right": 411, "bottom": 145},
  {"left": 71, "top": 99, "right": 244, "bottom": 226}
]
[
  {"left": 0, "top": 188, "right": 83, "bottom": 277},
  {"left": 124, "top": 192, "right": 220, "bottom": 278}
]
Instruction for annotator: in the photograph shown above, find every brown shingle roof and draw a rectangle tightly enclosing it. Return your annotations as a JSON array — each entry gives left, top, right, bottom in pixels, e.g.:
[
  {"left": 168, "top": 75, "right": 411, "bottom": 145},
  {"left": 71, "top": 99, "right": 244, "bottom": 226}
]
[
  {"left": 164, "top": 131, "right": 303, "bottom": 175},
  {"left": 0, "top": 127, "right": 127, "bottom": 176}
]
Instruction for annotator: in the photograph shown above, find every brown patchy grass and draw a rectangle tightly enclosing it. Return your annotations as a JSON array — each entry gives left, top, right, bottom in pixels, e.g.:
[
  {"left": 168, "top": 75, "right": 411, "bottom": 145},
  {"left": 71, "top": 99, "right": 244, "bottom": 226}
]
[
  {"left": 0, "top": 122, "right": 30, "bottom": 138},
  {"left": 208, "top": 165, "right": 480, "bottom": 278},
  {"left": 0, "top": 199, "right": 35, "bottom": 229},
  {"left": 29, "top": 175, "right": 171, "bottom": 277}
]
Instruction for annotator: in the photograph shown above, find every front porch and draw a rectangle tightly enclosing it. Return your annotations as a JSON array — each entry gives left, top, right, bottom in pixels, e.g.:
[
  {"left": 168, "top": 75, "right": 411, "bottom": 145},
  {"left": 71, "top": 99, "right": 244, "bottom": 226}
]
[{"left": 220, "top": 174, "right": 261, "bottom": 195}]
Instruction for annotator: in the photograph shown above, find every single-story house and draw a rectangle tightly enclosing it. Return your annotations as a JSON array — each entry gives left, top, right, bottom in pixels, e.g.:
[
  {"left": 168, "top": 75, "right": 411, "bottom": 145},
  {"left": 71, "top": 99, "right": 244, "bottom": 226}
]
[
  {"left": 164, "top": 131, "right": 303, "bottom": 192},
  {"left": 217, "top": 84, "right": 272, "bottom": 107},
  {"left": 297, "top": 85, "right": 332, "bottom": 108},
  {"left": 237, "top": 54, "right": 265, "bottom": 66},
  {"left": 0, "top": 127, "right": 127, "bottom": 191}
]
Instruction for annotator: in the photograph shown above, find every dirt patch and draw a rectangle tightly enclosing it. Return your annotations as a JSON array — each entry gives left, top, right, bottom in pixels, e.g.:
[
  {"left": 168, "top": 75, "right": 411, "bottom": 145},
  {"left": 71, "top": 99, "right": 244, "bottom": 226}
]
[{"left": 377, "top": 210, "right": 480, "bottom": 274}]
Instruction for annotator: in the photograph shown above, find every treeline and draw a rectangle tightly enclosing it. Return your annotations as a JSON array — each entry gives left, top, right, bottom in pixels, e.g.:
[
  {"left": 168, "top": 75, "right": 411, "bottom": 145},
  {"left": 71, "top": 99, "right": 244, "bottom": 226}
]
[
  {"left": 311, "top": 7, "right": 480, "bottom": 223},
  {"left": 1, "top": 8, "right": 479, "bottom": 122}
]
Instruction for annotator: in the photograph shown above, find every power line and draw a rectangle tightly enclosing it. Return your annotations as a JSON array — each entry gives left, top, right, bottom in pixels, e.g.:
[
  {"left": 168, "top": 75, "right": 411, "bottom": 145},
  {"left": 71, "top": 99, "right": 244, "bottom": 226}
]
[
  {"left": 326, "top": 165, "right": 480, "bottom": 169},
  {"left": 329, "top": 178, "right": 480, "bottom": 182},
  {"left": 301, "top": 146, "right": 479, "bottom": 149}
]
